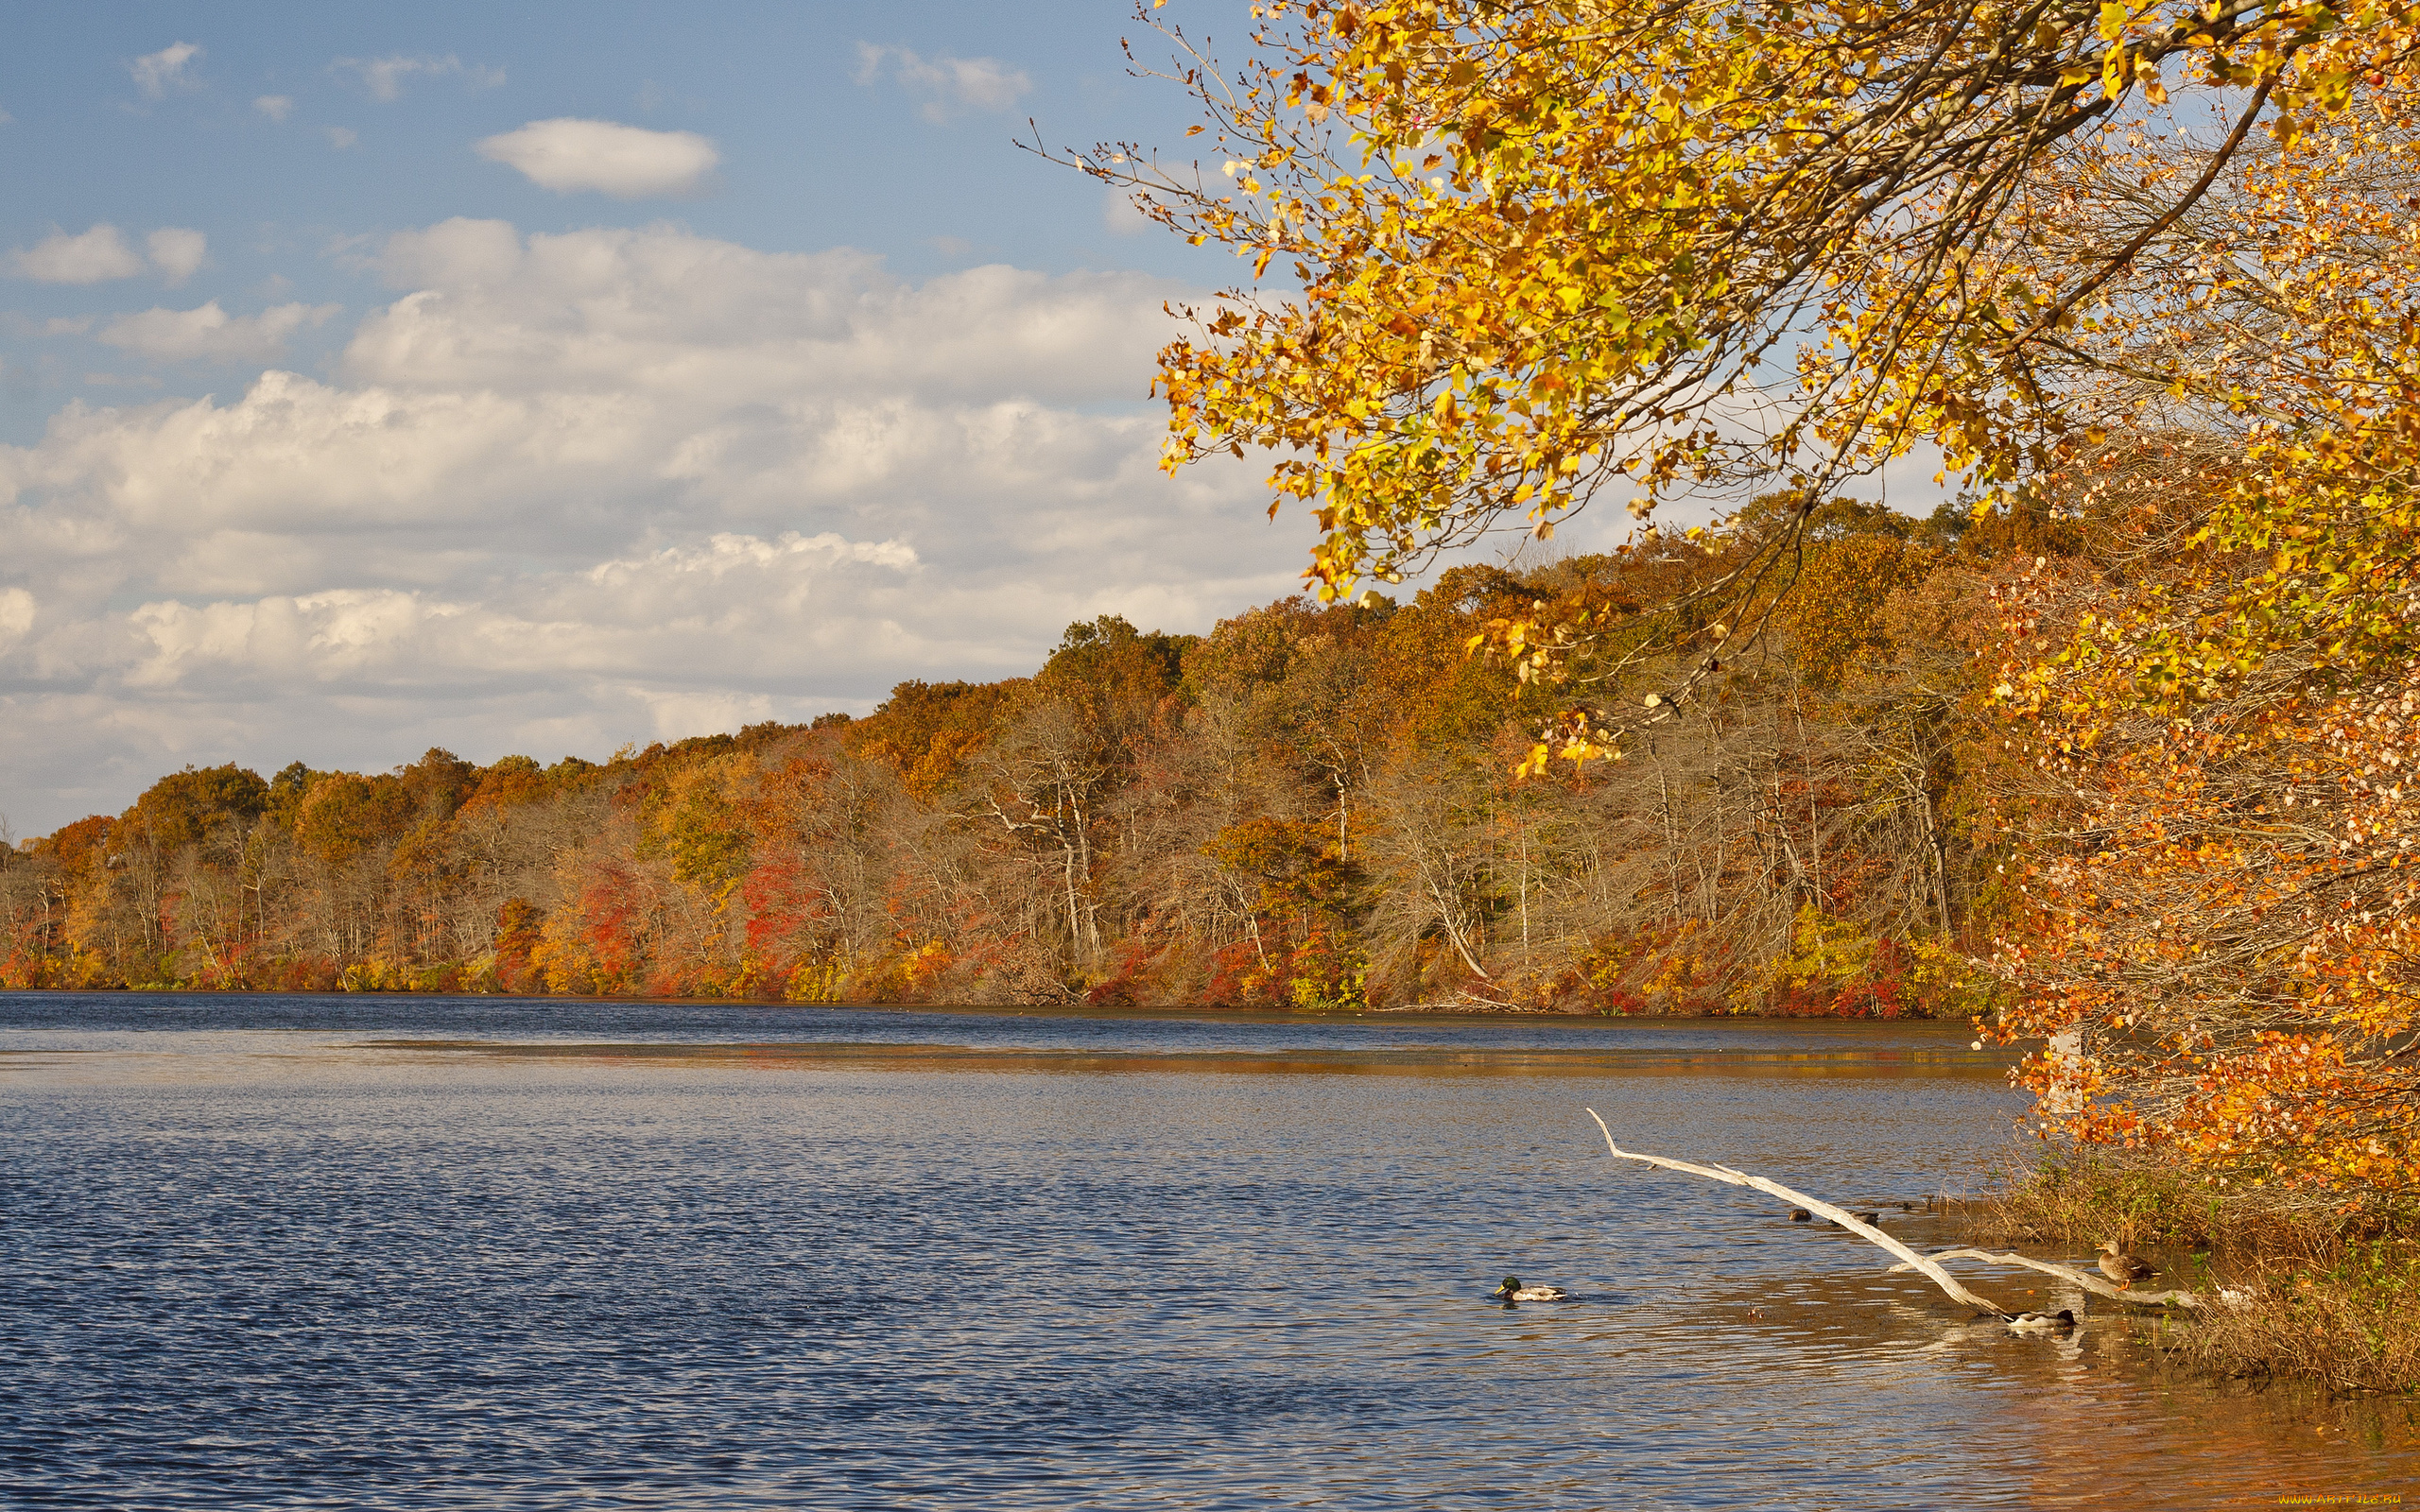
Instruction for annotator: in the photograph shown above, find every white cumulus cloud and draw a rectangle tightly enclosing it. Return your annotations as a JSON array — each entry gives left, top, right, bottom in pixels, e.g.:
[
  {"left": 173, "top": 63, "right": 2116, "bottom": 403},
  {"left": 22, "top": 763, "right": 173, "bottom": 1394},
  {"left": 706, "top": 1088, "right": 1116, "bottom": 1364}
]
[
  {"left": 854, "top": 43, "right": 1031, "bottom": 123},
  {"left": 5, "top": 225, "right": 206, "bottom": 285},
  {"left": 98, "top": 301, "right": 340, "bottom": 364},
  {"left": 147, "top": 228, "right": 207, "bottom": 284},
  {"left": 1103, "top": 187, "right": 1151, "bottom": 235},
  {"left": 123, "top": 532, "right": 925, "bottom": 694},
  {"left": 0, "top": 587, "right": 32, "bottom": 649},
  {"left": 334, "top": 53, "right": 505, "bottom": 102},
  {"left": 253, "top": 94, "right": 293, "bottom": 122},
  {"left": 0, "top": 220, "right": 1290, "bottom": 834},
  {"left": 9, "top": 225, "right": 146, "bottom": 284},
  {"left": 475, "top": 118, "right": 720, "bottom": 198},
  {"left": 130, "top": 42, "right": 202, "bottom": 100}
]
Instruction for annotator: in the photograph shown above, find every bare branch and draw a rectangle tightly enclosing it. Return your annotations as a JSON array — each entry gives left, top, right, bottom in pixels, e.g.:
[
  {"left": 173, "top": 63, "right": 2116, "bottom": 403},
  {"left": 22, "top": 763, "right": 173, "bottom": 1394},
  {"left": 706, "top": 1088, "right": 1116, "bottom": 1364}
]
[
  {"left": 1891, "top": 1246, "right": 2206, "bottom": 1309},
  {"left": 1584, "top": 1108, "right": 2013, "bottom": 1315}
]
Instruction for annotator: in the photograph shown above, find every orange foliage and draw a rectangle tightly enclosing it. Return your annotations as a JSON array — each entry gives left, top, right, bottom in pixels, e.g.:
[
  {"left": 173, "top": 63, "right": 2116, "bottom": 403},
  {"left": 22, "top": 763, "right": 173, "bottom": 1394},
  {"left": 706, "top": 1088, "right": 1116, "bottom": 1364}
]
[
  {"left": 1989, "top": 551, "right": 2420, "bottom": 1195},
  {"left": 2, "top": 576, "right": 2012, "bottom": 1016}
]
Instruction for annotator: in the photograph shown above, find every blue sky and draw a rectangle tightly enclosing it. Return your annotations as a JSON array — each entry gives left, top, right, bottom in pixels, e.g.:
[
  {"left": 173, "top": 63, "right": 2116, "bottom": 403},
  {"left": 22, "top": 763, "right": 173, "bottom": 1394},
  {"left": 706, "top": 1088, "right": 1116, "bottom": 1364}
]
[
  {"left": 0, "top": 2, "right": 1229, "bottom": 439},
  {"left": 0, "top": 1, "right": 1306, "bottom": 836}
]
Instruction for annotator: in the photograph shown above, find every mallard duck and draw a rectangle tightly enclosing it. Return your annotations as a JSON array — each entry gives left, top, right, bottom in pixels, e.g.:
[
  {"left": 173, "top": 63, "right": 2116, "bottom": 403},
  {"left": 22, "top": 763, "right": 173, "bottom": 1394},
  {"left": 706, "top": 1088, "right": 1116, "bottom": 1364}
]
[
  {"left": 1494, "top": 1276, "right": 1568, "bottom": 1302},
  {"left": 2097, "top": 1241, "right": 2157, "bottom": 1288},
  {"left": 2004, "top": 1309, "right": 2077, "bottom": 1333}
]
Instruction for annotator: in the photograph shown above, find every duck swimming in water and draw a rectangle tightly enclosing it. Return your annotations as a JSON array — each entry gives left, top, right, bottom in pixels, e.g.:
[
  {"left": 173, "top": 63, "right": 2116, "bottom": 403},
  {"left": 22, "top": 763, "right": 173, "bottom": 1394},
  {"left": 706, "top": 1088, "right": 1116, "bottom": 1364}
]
[
  {"left": 2004, "top": 1309, "right": 2077, "bottom": 1333},
  {"left": 1494, "top": 1276, "right": 1568, "bottom": 1302}
]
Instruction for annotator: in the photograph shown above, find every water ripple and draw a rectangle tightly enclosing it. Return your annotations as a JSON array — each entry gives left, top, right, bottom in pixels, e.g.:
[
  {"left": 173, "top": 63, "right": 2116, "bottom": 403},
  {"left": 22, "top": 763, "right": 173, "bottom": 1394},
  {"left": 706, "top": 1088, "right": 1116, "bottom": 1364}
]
[{"left": 2, "top": 994, "right": 2411, "bottom": 1508}]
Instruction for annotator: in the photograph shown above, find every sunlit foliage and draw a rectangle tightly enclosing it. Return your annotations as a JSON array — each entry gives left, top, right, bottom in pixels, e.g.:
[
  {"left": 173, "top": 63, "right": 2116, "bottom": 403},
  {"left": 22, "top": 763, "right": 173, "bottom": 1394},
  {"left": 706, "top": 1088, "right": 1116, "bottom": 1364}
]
[
  {"left": 1059, "top": 0, "right": 2420, "bottom": 750},
  {"left": 3, "top": 550, "right": 2026, "bottom": 1013}
]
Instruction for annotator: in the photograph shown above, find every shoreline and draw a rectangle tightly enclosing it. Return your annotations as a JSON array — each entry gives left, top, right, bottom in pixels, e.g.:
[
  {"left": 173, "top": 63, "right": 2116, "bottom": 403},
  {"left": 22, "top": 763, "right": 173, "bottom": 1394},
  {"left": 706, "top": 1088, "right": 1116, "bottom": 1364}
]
[{"left": 0, "top": 983, "right": 1984, "bottom": 1028}]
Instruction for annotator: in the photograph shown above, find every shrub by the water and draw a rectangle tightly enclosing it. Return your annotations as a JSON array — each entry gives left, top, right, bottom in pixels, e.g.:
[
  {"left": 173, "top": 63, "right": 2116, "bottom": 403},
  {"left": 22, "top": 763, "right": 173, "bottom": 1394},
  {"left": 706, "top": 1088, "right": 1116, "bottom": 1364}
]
[{"left": 1980, "top": 1152, "right": 2420, "bottom": 1394}]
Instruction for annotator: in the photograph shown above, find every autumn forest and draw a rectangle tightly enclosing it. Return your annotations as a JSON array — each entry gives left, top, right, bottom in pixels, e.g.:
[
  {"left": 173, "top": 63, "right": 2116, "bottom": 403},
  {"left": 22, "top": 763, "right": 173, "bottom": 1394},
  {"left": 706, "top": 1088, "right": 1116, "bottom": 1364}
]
[{"left": 1, "top": 491, "right": 2052, "bottom": 1020}]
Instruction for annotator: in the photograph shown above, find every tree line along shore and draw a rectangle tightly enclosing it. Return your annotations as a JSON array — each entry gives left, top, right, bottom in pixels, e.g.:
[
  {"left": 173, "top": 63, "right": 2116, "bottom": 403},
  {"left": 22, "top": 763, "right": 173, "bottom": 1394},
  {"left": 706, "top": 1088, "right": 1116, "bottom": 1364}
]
[{"left": 5, "top": 493, "right": 2044, "bottom": 1014}]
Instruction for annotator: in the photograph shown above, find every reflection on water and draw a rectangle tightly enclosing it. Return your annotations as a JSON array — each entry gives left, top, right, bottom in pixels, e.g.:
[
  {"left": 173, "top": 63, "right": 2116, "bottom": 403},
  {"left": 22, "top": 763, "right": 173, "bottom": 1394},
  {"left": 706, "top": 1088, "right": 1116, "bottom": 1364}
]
[{"left": 3, "top": 992, "right": 2412, "bottom": 1509}]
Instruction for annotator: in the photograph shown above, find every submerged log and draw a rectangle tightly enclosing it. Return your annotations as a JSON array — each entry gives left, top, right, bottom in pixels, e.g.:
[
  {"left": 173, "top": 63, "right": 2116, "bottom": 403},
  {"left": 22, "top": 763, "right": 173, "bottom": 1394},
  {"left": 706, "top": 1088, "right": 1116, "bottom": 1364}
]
[
  {"left": 1887, "top": 1246, "right": 2204, "bottom": 1310},
  {"left": 1586, "top": 1108, "right": 2012, "bottom": 1314},
  {"left": 1582, "top": 1109, "right": 2205, "bottom": 1317}
]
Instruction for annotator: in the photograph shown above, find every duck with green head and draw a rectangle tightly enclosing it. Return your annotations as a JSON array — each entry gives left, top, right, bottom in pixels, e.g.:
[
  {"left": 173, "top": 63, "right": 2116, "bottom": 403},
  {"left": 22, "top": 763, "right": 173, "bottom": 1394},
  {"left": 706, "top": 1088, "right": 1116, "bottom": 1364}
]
[{"left": 1494, "top": 1276, "right": 1568, "bottom": 1302}]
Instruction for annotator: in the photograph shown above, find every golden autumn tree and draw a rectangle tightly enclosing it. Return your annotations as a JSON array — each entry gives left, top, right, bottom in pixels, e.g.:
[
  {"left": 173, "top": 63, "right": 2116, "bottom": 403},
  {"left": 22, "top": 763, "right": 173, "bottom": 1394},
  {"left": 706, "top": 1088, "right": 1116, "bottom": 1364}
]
[
  {"left": 1979, "top": 96, "right": 2420, "bottom": 1198},
  {"left": 1989, "top": 517, "right": 2420, "bottom": 1195},
  {"left": 1063, "top": 0, "right": 2420, "bottom": 756}
]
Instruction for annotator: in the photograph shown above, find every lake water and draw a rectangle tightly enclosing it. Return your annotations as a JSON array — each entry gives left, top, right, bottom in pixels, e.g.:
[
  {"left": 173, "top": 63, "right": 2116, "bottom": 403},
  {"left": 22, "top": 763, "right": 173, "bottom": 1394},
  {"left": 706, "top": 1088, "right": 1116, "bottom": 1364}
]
[{"left": 4, "top": 992, "right": 2411, "bottom": 1509}]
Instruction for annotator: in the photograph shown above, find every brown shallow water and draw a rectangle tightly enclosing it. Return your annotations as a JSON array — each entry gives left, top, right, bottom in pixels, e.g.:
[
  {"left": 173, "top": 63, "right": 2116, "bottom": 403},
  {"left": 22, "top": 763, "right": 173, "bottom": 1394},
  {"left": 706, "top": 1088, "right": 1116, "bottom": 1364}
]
[{"left": 3, "top": 991, "right": 2413, "bottom": 1509}]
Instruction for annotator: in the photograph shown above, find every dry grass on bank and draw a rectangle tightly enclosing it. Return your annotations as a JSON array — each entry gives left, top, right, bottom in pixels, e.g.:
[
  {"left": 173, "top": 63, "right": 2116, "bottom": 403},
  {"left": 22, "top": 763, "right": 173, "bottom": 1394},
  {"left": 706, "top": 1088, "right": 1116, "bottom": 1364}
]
[{"left": 1972, "top": 1151, "right": 2420, "bottom": 1395}]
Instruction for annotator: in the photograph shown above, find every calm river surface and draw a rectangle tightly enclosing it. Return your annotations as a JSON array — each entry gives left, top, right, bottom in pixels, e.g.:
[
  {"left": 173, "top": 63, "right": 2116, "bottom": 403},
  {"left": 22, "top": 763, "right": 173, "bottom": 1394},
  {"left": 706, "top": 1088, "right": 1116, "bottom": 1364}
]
[{"left": 3, "top": 992, "right": 2412, "bottom": 1509}]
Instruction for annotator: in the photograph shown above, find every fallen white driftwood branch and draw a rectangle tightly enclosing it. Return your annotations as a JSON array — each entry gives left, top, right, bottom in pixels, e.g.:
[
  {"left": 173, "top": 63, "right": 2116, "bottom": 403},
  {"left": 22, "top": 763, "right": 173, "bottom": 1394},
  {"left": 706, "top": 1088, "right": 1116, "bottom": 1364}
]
[
  {"left": 1586, "top": 1108, "right": 2012, "bottom": 1316},
  {"left": 1889, "top": 1246, "right": 2204, "bottom": 1310},
  {"left": 1584, "top": 1109, "right": 2207, "bottom": 1316}
]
